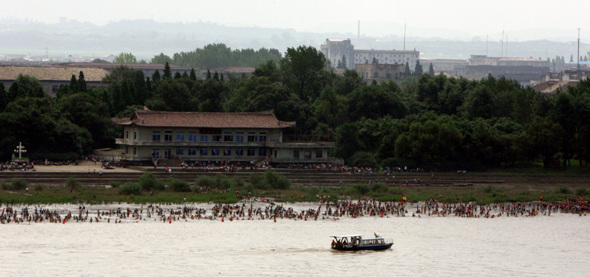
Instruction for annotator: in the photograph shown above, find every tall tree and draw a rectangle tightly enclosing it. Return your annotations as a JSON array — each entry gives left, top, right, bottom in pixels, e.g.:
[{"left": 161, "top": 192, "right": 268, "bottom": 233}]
[
  {"left": 152, "top": 70, "right": 161, "bottom": 82},
  {"left": 414, "top": 60, "right": 423, "bottom": 75},
  {"left": 78, "top": 71, "right": 87, "bottom": 92},
  {"left": 163, "top": 62, "right": 172, "bottom": 80},
  {"left": 189, "top": 68, "right": 197, "bottom": 81},
  {"left": 69, "top": 74, "right": 78, "bottom": 92},
  {"left": 0, "top": 83, "right": 7, "bottom": 112},
  {"left": 280, "top": 45, "right": 327, "bottom": 102}
]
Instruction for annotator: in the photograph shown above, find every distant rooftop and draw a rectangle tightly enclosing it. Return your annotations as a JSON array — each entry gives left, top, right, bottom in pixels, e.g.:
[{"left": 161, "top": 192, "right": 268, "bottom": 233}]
[
  {"left": 0, "top": 66, "right": 108, "bottom": 81},
  {"left": 115, "top": 110, "right": 296, "bottom": 129},
  {"left": 355, "top": 49, "right": 419, "bottom": 54}
]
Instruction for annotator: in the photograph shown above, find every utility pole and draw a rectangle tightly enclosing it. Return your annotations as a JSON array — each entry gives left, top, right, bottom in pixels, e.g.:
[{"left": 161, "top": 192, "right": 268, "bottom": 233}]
[
  {"left": 578, "top": 28, "right": 581, "bottom": 72},
  {"left": 486, "top": 35, "right": 489, "bottom": 57},
  {"left": 501, "top": 29, "right": 505, "bottom": 57},
  {"left": 357, "top": 20, "right": 360, "bottom": 42},
  {"left": 403, "top": 19, "right": 406, "bottom": 51}
]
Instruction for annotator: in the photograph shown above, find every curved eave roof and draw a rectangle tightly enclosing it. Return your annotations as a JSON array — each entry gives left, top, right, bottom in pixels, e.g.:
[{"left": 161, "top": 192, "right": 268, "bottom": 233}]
[{"left": 113, "top": 110, "right": 295, "bottom": 129}]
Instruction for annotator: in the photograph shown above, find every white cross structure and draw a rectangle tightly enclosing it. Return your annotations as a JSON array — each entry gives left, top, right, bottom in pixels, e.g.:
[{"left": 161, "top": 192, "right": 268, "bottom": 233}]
[{"left": 14, "top": 142, "right": 27, "bottom": 159}]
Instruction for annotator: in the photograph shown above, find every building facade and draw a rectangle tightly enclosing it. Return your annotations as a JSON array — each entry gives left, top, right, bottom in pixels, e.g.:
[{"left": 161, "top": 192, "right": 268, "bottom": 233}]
[
  {"left": 114, "top": 110, "right": 337, "bottom": 165},
  {"left": 320, "top": 39, "right": 420, "bottom": 71},
  {"left": 320, "top": 39, "right": 355, "bottom": 69},
  {"left": 355, "top": 63, "right": 405, "bottom": 82},
  {"left": 454, "top": 55, "right": 551, "bottom": 86},
  {"left": 354, "top": 49, "right": 419, "bottom": 70},
  {"left": 0, "top": 63, "right": 108, "bottom": 96}
]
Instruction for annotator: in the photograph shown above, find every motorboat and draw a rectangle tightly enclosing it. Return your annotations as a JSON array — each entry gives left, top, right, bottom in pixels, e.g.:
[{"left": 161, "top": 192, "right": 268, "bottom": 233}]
[{"left": 330, "top": 234, "right": 393, "bottom": 251}]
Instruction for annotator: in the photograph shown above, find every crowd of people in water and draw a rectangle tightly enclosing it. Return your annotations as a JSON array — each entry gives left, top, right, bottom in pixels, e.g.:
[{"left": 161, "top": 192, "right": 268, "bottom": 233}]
[{"left": 1, "top": 197, "right": 588, "bottom": 224}]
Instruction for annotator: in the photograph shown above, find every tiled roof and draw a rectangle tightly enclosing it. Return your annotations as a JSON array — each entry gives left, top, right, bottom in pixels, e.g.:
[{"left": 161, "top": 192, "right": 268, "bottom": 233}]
[
  {"left": 0, "top": 66, "right": 108, "bottom": 81},
  {"left": 115, "top": 110, "right": 295, "bottom": 129}
]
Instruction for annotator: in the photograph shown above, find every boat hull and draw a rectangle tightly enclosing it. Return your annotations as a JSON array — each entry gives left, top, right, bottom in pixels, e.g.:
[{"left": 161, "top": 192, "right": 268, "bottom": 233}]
[{"left": 331, "top": 243, "right": 393, "bottom": 251}]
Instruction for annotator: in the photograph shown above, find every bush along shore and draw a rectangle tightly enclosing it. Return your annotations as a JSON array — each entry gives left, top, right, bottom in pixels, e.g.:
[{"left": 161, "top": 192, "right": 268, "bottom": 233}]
[{"left": 1, "top": 171, "right": 589, "bottom": 206}]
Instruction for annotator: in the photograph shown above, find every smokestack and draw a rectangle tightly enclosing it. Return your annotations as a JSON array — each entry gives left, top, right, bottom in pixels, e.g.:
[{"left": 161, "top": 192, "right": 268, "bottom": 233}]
[
  {"left": 358, "top": 20, "right": 360, "bottom": 42},
  {"left": 403, "top": 20, "right": 406, "bottom": 51}
]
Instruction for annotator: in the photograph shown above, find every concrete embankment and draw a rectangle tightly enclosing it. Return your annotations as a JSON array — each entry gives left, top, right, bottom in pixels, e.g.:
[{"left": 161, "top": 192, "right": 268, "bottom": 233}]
[{"left": 1, "top": 166, "right": 589, "bottom": 189}]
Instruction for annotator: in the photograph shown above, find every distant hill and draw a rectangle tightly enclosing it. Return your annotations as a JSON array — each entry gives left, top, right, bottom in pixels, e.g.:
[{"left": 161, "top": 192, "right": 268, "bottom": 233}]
[{"left": 0, "top": 19, "right": 587, "bottom": 61}]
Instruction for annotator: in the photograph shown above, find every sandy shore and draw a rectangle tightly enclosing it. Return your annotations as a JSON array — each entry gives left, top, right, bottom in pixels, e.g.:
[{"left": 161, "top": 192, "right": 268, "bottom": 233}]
[{"left": 30, "top": 161, "right": 141, "bottom": 173}]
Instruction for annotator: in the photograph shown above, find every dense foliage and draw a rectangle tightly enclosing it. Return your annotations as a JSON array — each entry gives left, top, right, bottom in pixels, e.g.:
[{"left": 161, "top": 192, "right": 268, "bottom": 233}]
[
  {"left": 150, "top": 43, "right": 282, "bottom": 69},
  {"left": 2, "top": 45, "right": 590, "bottom": 170}
]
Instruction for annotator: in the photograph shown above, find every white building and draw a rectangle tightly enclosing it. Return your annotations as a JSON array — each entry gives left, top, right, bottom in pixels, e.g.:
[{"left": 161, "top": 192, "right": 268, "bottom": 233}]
[
  {"left": 320, "top": 38, "right": 420, "bottom": 71},
  {"left": 114, "top": 109, "right": 337, "bottom": 165}
]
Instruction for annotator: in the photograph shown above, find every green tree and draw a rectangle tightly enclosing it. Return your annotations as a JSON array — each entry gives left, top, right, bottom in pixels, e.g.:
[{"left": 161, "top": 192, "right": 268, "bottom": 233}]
[
  {"left": 78, "top": 71, "right": 87, "bottom": 92},
  {"left": 189, "top": 68, "right": 197, "bottom": 81},
  {"left": 7, "top": 74, "right": 46, "bottom": 100},
  {"left": 92, "top": 58, "right": 109, "bottom": 63},
  {"left": 428, "top": 63, "right": 435, "bottom": 76},
  {"left": 414, "top": 60, "right": 423, "bottom": 75},
  {"left": 348, "top": 84, "right": 407, "bottom": 120},
  {"left": 152, "top": 70, "right": 161, "bottom": 82},
  {"left": 69, "top": 74, "right": 78, "bottom": 92},
  {"left": 0, "top": 83, "right": 7, "bottom": 112},
  {"left": 461, "top": 86, "right": 494, "bottom": 119},
  {"left": 163, "top": 62, "right": 172, "bottom": 80},
  {"left": 56, "top": 92, "right": 117, "bottom": 149},
  {"left": 151, "top": 53, "right": 172, "bottom": 64},
  {"left": 280, "top": 45, "right": 327, "bottom": 102},
  {"left": 114, "top": 52, "right": 137, "bottom": 64},
  {"left": 334, "top": 122, "right": 362, "bottom": 162}
]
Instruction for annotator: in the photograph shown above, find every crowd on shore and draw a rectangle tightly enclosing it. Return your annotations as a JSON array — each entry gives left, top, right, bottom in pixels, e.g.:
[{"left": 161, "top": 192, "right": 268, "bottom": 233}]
[{"left": 1, "top": 197, "right": 588, "bottom": 224}]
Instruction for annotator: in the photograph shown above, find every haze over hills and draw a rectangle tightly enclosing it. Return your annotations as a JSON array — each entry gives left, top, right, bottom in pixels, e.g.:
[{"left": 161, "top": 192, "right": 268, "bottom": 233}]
[{"left": 0, "top": 18, "right": 587, "bottom": 62}]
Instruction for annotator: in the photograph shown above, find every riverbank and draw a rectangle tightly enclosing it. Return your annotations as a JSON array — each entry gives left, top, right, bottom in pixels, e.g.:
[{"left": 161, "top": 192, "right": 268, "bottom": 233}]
[{"left": 1, "top": 163, "right": 589, "bottom": 205}]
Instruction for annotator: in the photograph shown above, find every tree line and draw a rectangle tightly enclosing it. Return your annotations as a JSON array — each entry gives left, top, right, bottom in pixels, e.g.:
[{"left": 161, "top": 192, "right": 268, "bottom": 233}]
[
  {"left": 2, "top": 45, "right": 590, "bottom": 170},
  {"left": 108, "top": 43, "right": 282, "bottom": 70}
]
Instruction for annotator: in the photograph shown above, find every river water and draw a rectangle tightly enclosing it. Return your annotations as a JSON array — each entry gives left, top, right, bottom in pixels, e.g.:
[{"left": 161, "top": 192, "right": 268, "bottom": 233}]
[{"left": 1, "top": 203, "right": 589, "bottom": 276}]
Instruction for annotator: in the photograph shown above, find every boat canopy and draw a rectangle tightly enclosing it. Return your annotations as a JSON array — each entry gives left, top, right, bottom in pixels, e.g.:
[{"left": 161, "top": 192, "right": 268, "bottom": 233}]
[{"left": 330, "top": 235, "right": 363, "bottom": 238}]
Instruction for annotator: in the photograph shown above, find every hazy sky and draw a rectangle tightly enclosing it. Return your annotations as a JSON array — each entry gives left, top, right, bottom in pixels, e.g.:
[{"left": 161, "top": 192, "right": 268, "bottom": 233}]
[{"left": 3, "top": 0, "right": 588, "bottom": 41}]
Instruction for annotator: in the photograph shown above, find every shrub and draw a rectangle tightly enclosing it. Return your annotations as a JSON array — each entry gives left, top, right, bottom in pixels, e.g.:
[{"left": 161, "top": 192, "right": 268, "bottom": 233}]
[
  {"left": 264, "top": 170, "right": 291, "bottom": 189},
  {"left": 66, "top": 177, "right": 80, "bottom": 192},
  {"left": 249, "top": 174, "right": 268, "bottom": 189},
  {"left": 34, "top": 184, "right": 44, "bottom": 191},
  {"left": 233, "top": 177, "right": 245, "bottom": 187},
  {"left": 110, "top": 181, "right": 122, "bottom": 188},
  {"left": 168, "top": 178, "right": 191, "bottom": 192},
  {"left": 195, "top": 176, "right": 215, "bottom": 188},
  {"left": 353, "top": 184, "right": 370, "bottom": 195},
  {"left": 370, "top": 182, "right": 388, "bottom": 193},
  {"left": 243, "top": 184, "right": 254, "bottom": 194},
  {"left": 11, "top": 178, "right": 28, "bottom": 190},
  {"left": 139, "top": 172, "right": 164, "bottom": 191},
  {"left": 214, "top": 175, "right": 235, "bottom": 189},
  {"left": 119, "top": 182, "right": 142, "bottom": 195},
  {"left": 576, "top": 188, "right": 587, "bottom": 196},
  {"left": 1, "top": 181, "right": 13, "bottom": 190},
  {"left": 557, "top": 186, "right": 571, "bottom": 194},
  {"left": 482, "top": 185, "right": 495, "bottom": 194}
]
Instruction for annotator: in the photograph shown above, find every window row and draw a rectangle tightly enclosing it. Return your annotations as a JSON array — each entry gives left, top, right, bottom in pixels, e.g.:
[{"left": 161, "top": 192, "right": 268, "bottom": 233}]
[
  {"left": 151, "top": 147, "right": 268, "bottom": 159},
  {"left": 151, "top": 131, "right": 267, "bottom": 142},
  {"left": 293, "top": 150, "right": 323, "bottom": 159}
]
